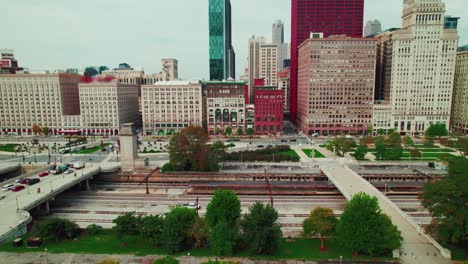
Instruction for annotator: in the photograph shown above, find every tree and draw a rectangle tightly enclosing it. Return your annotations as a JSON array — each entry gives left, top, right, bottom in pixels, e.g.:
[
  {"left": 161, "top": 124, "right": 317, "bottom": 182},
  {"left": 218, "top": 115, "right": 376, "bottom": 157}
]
[
  {"left": 161, "top": 206, "right": 197, "bottom": 253},
  {"left": 377, "top": 129, "right": 386, "bottom": 135},
  {"left": 409, "top": 148, "right": 421, "bottom": 158},
  {"left": 353, "top": 145, "right": 368, "bottom": 161},
  {"left": 386, "top": 132, "right": 402, "bottom": 146},
  {"left": 34, "top": 217, "right": 80, "bottom": 242},
  {"left": 141, "top": 215, "right": 165, "bottom": 247},
  {"left": 84, "top": 66, "right": 99, "bottom": 77},
  {"left": 337, "top": 193, "right": 402, "bottom": 256},
  {"left": 224, "top": 127, "right": 232, "bottom": 136},
  {"left": 402, "top": 136, "right": 414, "bottom": 148},
  {"left": 425, "top": 124, "right": 449, "bottom": 139},
  {"left": 326, "top": 136, "right": 356, "bottom": 156},
  {"left": 246, "top": 128, "right": 254, "bottom": 136},
  {"left": 374, "top": 136, "right": 386, "bottom": 160},
  {"left": 359, "top": 136, "right": 373, "bottom": 148},
  {"left": 113, "top": 212, "right": 142, "bottom": 243},
  {"left": 421, "top": 158, "right": 468, "bottom": 245},
  {"left": 206, "top": 190, "right": 241, "bottom": 256},
  {"left": 455, "top": 138, "right": 468, "bottom": 157},
  {"left": 98, "top": 66, "right": 109, "bottom": 74},
  {"left": 189, "top": 217, "right": 209, "bottom": 248},
  {"left": 302, "top": 207, "right": 337, "bottom": 251},
  {"left": 167, "top": 126, "right": 209, "bottom": 171},
  {"left": 215, "top": 128, "right": 222, "bottom": 135},
  {"left": 385, "top": 144, "right": 403, "bottom": 160},
  {"left": 241, "top": 202, "right": 282, "bottom": 255},
  {"left": 236, "top": 128, "right": 243, "bottom": 136},
  {"left": 32, "top": 124, "right": 42, "bottom": 135},
  {"left": 42, "top": 127, "right": 50, "bottom": 136}
]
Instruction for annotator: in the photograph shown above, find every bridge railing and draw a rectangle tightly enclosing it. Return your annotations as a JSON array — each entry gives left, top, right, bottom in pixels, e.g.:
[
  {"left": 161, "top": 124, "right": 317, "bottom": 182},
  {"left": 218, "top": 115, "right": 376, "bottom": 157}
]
[{"left": 0, "top": 210, "right": 32, "bottom": 244}]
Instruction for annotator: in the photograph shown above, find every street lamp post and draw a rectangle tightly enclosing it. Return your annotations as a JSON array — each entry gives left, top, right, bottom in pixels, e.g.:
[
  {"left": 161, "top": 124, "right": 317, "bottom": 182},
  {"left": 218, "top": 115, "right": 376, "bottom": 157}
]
[
  {"left": 45, "top": 248, "right": 48, "bottom": 264},
  {"left": 339, "top": 256, "right": 343, "bottom": 264},
  {"left": 187, "top": 253, "right": 190, "bottom": 264},
  {"left": 384, "top": 183, "right": 388, "bottom": 195}
]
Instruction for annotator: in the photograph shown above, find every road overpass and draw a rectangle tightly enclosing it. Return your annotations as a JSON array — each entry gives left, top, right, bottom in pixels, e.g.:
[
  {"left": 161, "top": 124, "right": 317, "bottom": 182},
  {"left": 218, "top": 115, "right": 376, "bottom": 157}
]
[
  {"left": 319, "top": 159, "right": 452, "bottom": 264},
  {"left": 0, "top": 162, "right": 120, "bottom": 243}
]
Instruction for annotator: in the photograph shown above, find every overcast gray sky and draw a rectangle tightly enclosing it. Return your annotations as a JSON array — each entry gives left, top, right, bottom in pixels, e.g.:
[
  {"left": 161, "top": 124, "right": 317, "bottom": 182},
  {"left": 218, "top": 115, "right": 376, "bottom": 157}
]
[{"left": 4, "top": 0, "right": 467, "bottom": 79}]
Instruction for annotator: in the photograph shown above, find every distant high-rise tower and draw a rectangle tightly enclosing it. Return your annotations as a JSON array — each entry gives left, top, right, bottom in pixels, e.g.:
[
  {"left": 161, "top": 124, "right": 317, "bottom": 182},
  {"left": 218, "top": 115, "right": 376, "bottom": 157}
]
[
  {"left": 290, "top": 0, "right": 364, "bottom": 122},
  {"left": 364, "top": 19, "right": 382, "bottom": 37},
  {"left": 209, "top": 0, "right": 236, "bottom": 80},
  {"left": 272, "top": 20, "right": 289, "bottom": 71}
]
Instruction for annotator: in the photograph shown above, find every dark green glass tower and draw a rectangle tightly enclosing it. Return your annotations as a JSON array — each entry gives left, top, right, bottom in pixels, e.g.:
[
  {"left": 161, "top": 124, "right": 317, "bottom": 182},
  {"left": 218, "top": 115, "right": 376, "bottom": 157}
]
[{"left": 209, "top": 0, "right": 235, "bottom": 81}]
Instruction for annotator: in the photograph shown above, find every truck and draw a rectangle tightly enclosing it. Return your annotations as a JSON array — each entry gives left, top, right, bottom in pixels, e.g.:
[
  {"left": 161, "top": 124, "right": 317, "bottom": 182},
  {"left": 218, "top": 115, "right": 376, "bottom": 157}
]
[{"left": 73, "top": 161, "right": 85, "bottom": 169}]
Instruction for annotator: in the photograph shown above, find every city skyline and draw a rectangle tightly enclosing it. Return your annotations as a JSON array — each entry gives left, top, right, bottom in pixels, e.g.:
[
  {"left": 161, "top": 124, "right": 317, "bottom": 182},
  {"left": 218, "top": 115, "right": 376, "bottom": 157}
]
[{"left": 3, "top": 0, "right": 468, "bottom": 79}]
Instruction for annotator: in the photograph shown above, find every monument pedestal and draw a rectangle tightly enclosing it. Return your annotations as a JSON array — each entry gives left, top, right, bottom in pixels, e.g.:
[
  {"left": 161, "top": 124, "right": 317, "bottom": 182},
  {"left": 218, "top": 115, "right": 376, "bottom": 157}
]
[{"left": 119, "top": 123, "right": 148, "bottom": 172}]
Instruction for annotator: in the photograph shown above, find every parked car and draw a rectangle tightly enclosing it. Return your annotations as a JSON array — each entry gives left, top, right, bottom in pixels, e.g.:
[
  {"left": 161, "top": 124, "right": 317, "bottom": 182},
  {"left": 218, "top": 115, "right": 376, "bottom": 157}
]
[
  {"left": 65, "top": 169, "right": 74, "bottom": 174},
  {"left": 290, "top": 139, "right": 297, "bottom": 142},
  {"left": 183, "top": 203, "right": 201, "bottom": 209},
  {"left": 19, "top": 179, "right": 29, "bottom": 184},
  {"left": 39, "top": 172, "right": 49, "bottom": 177},
  {"left": 2, "top": 184, "right": 14, "bottom": 191},
  {"left": 27, "top": 178, "right": 40, "bottom": 185},
  {"left": 15, "top": 178, "right": 25, "bottom": 183},
  {"left": 11, "top": 185, "right": 25, "bottom": 192},
  {"left": 280, "top": 139, "right": 287, "bottom": 143}
]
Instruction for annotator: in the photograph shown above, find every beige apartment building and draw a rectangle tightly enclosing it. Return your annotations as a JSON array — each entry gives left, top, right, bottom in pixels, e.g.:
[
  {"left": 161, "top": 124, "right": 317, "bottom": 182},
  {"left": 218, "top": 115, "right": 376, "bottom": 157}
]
[
  {"left": 0, "top": 73, "right": 81, "bottom": 135},
  {"left": 297, "top": 33, "right": 377, "bottom": 136},
  {"left": 79, "top": 81, "right": 139, "bottom": 136},
  {"left": 376, "top": 0, "right": 458, "bottom": 134},
  {"left": 142, "top": 81, "right": 204, "bottom": 136},
  {"left": 247, "top": 36, "right": 278, "bottom": 103},
  {"left": 452, "top": 48, "right": 468, "bottom": 134}
]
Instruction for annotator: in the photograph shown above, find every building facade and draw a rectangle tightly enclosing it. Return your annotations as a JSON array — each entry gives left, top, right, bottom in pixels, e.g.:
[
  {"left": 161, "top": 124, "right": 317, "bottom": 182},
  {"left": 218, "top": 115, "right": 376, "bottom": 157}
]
[
  {"left": 259, "top": 44, "right": 278, "bottom": 87},
  {"left": 248, "top": 36, "right": 266, "bottom": 103},
  {"left": 79, "top": 81, "right": 139, "bottom": 136},
  {"left": 364, "top": 20, "right": 382, "bottom": 37},
  {"left": 142, "top": 81, "right": 204, "bottom": 136},
  {"left": 277, "top": 68, "right": 290, "bottom": 112},
  {"left": 382, "top": 0, "right": 458, "bottom": 134},
  {"left": 0, "top": 74, "right": 81, "bottom": 135},
  {"left": 297, "top": 35, "right": 376, "bottom": 136},
  {"left": 272, "top": 20, "right": 289, "bottom": 71},
  {"left": 254, "top": 85, "right": 284, "bottom": 135},
  {"left": 204, "top": 81, "right": 247, "bottom": 135},
  {"left": 290, "top": 0, "right": 364, "bottom": 122},
  {"left": 209, "top": 0, "right": 235, "bottom": 80},
  {"left": 452, "top": 50, "right": 468, "bottom": 134}
]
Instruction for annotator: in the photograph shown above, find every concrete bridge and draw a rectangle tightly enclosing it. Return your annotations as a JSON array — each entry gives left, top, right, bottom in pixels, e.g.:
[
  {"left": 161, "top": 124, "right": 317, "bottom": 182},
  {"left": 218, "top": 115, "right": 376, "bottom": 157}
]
[
  {"left": 318, "top": 160, "right": 452, "bottom": 264},
  {"left": 0, "top": 162, "right": 120, "bottom": 243}
]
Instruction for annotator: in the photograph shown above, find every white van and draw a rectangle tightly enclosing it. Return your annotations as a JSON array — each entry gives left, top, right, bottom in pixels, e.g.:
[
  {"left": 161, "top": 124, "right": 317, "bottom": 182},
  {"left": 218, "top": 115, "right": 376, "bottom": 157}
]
[{"left": 73, "top": 161, "right": 85, "bottom": 169}]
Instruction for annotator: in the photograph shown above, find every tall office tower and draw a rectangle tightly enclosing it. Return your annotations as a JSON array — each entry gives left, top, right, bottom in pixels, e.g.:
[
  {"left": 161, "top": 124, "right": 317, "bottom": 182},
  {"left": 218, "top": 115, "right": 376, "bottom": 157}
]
[
  {"left": 382, "top": 0, "right": 458, "bottom": 134},
  {"left": 272, "top": 20, "right": 289, "bottom": 71},
  {"left": 297, "top": 34, "right": 376, "bottom": 136},
  {"left": 452, "top": 48, "right": 468, "bottom": 135},
  {"left": 259, "top": 44, "right": 278, "bottom": 87},
  {"left": 247, "top": 36, "right": 266, "bottom": 103},
  {"left": 364, "top": 19, "right": 382, "bottom": 37},
  {"left": 209, "top": 0, "right": 235, "bottom": 81},
  {"left": 290, "top": 0, "right": 364, "bottom": 122}
]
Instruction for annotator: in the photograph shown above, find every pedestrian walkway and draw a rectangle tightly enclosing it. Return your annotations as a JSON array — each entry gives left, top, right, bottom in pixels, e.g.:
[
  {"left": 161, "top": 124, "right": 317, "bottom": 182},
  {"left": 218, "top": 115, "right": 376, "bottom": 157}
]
[{"left": 319, "top": 161, "right": 453, "bottom": 264}]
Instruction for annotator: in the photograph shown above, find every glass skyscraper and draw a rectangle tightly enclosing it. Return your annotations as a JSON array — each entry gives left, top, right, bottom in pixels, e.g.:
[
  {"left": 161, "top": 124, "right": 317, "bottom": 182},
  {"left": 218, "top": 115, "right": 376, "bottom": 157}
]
[{"left": 209, "top": 0, "right": 235, "bottom": 81}]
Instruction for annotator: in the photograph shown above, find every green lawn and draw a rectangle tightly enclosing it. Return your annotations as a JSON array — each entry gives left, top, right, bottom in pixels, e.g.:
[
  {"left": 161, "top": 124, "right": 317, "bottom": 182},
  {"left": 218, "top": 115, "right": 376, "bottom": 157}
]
[
  {"left": 302, "top": 149, "right": 325, "bottom": 158},
  {"left": 0, "top": 144, "right": 21, "bottom": 152},
  {"left": 75, "top": 144, "right": 110, "bottom": 154},
  {"left": 401, "top": 152, "right": 456, "bottom": 159},
  {"left": 0, "top": 230, "right": 391, "bottom": 261}
]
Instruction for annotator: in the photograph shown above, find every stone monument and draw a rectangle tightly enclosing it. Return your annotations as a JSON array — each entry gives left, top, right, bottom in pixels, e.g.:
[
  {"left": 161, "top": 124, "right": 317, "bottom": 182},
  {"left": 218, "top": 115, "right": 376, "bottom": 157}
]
[{"left": 119, "top": 123, "right": 148, "bottom": 172}]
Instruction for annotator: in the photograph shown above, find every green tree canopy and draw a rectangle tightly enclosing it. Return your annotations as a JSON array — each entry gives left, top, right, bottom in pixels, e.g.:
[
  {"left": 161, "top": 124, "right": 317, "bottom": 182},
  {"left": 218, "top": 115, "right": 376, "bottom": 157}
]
[
  {"left": 337, "top": 193, "right": 402, "bottom": 256},
  {"left": 84, "top": 66, "right": 99, "bottom": 77},
  {"left": 326, "top": 136, "right": 356, "bottom": 156},
  {"left": 161, "top": 206, "right": 197, "bottom": 253},
  {"left": 409, "top": 148, "right": 421, "bottom": 158},
  {"left": 236, "top": 128, "right": 243, "bottom": 136},
  {"left": 168, "top": 126, "right": 209, "bottom": 171},
  {"left": 425, "top": 123, "right": 449, "bottom": 139},
  {"left": 302, "top": 207, "right": 337, "bottom": 250},
  {"left": 386, "top": 132, "right": 402, "bottom": 146},
  {"left": 402, "top": 136, "right": 414, "bottom": 148},
  {"left": 189, "top": 217, "right": 209, "bottom": 248},
  {"left": 205, "top": 190, "right": 241, "bottom": 256},
  {"left": 241, "top": 202, "right": 282, "bottom": 255},
  {"left": 141, "top": 215, "right": 164, "bottom": 247},
  {"left": 421, "top": 158, "right": 468, "bottom": 245},
  {"left": 113, "top": 212, "right": 142, "bottom": 242},
  {"left": 353, "top": 145, "right": 368, "bottom": 161},
  {"left": 34, "top": 217, "right": 80, "bottom": 242},
  {"left": 246, "top": 128, "right": 254, "bottom": 136},
  {"left": 224, "top": 127, "right": 232, "bottom": 136}
]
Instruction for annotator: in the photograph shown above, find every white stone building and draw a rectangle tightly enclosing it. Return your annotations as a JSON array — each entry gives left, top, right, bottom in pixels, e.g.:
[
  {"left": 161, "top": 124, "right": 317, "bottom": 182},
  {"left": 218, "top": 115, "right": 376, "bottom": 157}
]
[
  {"left": 142, "top": 81, "right": 204, "bottom": 136},
  {"left": 79, "top": 81, "right": 139, "bottom": 136},
  {"left": 377, "top": 0, "right": 458, "bottom": 134},
  {"left": 452, "top": 48, "right": 468, "bottom": 134}
]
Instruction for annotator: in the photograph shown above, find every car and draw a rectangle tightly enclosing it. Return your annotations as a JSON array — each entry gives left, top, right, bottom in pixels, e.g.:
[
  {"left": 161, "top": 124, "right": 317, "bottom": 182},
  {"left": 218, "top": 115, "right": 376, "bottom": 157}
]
[
  {"left": 27, "top": 178, "right": 40, "bottom": 185},
  {"left": 15, "top": 178, "right": 25, "bottom": 183},
  {"left": 19, "top": 179, "right": 29, "bottom": 184},
  {"left": 73, "top": 161, "right": 85, "bottom": 169},
  {"left": 2, "top": 184, "right": 14, "bottom": 191},
  {"left": 290, "top": 139, "right": 297, "bottom": 142},
  {"left": 65, "top": 169, "right": 74, "bottom": 174},
  {"left": 183, "top": 203, "right": 201, "bottom": 209},
  {"left": 280, "top": 139, "right": 287, "bottom": 143},
  {"left": 11, "top": 185, "right": 25, "bottom": 192},
  {"left": 257, "top": 145, "right": 265, "bottom": 148},
  {"left": 39, "top": 172, "right": 49, "bottom": 177}
]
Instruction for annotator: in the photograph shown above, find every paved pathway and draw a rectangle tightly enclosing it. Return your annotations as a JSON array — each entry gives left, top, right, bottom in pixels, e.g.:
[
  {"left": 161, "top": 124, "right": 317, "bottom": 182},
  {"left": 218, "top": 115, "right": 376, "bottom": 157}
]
[{"left": 319, "top": 160, "right": 452, "bottom": 264}]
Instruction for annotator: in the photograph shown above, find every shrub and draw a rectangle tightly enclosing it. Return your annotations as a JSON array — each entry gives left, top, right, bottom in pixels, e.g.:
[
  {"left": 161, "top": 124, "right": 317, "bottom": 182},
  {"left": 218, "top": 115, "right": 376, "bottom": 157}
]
[
  {"left": 34, "top": 217, "right": 80, "bottom": 242},
  {"left": 87, "top": 224, "right": 103, "bottom": 235},
  {"left": 161, "top": 163, "right": 176, "bottom": 172}
]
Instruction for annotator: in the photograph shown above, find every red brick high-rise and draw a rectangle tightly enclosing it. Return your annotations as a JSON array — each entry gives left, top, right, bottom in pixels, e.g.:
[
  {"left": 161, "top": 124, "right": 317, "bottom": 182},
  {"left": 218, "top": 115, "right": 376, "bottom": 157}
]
[{"left": 290, "top": 0, "right": 364, "bottom": 122}]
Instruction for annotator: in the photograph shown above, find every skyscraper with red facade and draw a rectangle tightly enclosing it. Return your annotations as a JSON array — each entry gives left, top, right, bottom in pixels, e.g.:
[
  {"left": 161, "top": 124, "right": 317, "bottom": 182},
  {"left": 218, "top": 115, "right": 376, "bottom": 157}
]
[{"left": 290, "top": 0, "right": 364, "bottom": 122}]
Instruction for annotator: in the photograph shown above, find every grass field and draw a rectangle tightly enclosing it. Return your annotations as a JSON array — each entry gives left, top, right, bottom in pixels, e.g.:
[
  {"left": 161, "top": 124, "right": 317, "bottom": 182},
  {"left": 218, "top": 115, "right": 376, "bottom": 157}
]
[
  {"left": 401, "top": 152, "right": 456, "bottom": 159},
  {"left": 279, "top": 150, "right": 300, "bottom": 159},
  {"left": 302, "top": 149, "right": 325, "bottom": 158},
  {"left": 0, "top": 144, "right": 21, "bottom": 152},
  {"left": 0, "top": 230, "right": 391, "bottom": 261}
]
